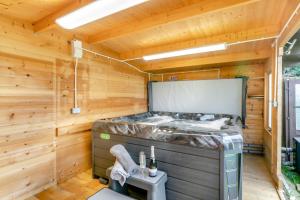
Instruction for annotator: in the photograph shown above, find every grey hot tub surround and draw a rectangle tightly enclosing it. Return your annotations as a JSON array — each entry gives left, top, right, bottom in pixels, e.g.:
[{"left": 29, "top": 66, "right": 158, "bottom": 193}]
[{"left": 92, "top": 111, "right": 243, "bottom": 200}]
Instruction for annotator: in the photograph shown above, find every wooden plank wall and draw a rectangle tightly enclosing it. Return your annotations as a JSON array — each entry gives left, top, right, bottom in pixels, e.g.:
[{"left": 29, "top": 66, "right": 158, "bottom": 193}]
[
  {"left": 150, "top": 64, "right": 265, "bottom": 145},
  {"left": 0, "top": 54, "right": 56, "bottom": 199},
  {"left": 55, "top": 58, "right": 147, "bottom": 183},
  {"left": 0, "top": 15, "right": 147, "bottom": 199}
]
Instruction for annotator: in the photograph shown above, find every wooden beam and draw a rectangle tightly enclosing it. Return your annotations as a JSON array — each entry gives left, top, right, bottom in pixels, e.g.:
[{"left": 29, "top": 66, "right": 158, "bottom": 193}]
[
  {"left": 33, "top": 0, "right": 93, "bottom": 32},
  {"left": 142, "top": 49, "right": 271, "bottom": 72},
  {"left": 56, "top": 123, "right": 92, "bottom": 137},
  {"left": 88, "top": 0, "right": 260, "bottom": 44},
  {"left": 121, "top": 26, "right": 278, "bottom": 60}
]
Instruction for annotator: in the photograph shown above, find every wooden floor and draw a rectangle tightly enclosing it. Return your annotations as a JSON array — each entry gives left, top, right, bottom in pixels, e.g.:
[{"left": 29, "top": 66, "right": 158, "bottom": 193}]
[
  {"left": 27, "top": 155, "right": 279, "bottom": 200},
  {"left": 243, "top": 155, "right": 280, "bottom": 200},
  {"left": 26, "top": 170, "right": 106, "bottom": 200}
]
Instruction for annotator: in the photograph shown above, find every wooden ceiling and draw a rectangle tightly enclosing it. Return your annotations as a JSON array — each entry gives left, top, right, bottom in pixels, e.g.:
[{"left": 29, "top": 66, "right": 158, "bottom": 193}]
[
  {"left": 1, "top": 0, "right": 299, "bottom": 72},
  {"left": 0, "top": 0, "right": 74, "bottom": 21},
  {"left": 131, "top": 39, "right": 273, "bottom": 72}
]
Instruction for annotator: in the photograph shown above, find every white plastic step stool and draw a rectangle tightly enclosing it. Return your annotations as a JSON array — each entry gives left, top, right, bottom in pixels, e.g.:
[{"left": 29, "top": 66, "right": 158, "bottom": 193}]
[
  {"left": 107, "top": 167, "right": 167, "bottom": 200},
  {"left": 87, "top": 188, "right": 136, "bottom": 200}
]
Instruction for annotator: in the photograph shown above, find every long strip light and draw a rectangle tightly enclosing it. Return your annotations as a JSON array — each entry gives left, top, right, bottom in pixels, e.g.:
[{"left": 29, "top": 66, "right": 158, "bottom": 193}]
[
  {"left": 143, "top": 43, "right": 227, "bottom": 61},
  {"left": 56, "top": 0, "right": 148, "bottom": 29}
]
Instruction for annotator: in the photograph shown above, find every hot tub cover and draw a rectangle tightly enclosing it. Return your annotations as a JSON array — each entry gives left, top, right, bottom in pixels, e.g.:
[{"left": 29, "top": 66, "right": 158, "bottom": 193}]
[{"left": 92, "top": 112, "right": 243, "bottom": 151}]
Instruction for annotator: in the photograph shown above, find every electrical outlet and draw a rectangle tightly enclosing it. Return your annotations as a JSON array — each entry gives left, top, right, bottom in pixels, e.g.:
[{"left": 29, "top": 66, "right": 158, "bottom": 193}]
[{"left": 71, "top": 107, "right": 81, "bottom": 114}]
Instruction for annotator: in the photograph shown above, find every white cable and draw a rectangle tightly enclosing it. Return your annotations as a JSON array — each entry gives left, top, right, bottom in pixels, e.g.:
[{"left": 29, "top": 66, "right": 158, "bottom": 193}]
[
  {"left": 277, "top": 2, "right": 300, "bottom": 39},
  {"left": 228, "top": 36, "right": 277, "bottom": 46},
  {"left": 80, "top": 47, "right": 149, "bottom": 74},
  {"left": 122, "top": 57, "right": 141, "bottom": 62},
  {"left": 274, "top": 39, "right": 278, "bottom": 104},
  {"left": 156, "top": 68, "right": 220, "bottom": 75},
  {"left": 74, "top": 58, "right": 78, "bottom": 108}
]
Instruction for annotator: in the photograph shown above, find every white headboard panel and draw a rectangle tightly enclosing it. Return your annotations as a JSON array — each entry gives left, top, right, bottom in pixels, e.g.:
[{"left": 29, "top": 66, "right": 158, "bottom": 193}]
[{"left": 150, "top": 79, "right": 243, "bottom": 116}]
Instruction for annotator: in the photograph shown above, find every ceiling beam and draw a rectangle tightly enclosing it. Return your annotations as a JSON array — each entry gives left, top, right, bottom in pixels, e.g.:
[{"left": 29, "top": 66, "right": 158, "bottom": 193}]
[
  {"left": 121, "top": 26, "right": 278, "bottom": 60},
  {"left": 141, "top": 49, "right": 271, "bottom": 72},
  {"left": 88, "top": 0, "right": 260, "bottom": 44},
  {"left": 33, "top": 0, "right": 93, "bottom": 33}
]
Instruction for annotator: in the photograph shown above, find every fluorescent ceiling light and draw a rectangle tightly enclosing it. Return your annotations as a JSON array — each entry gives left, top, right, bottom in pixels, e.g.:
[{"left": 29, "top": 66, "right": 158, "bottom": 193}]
[
  {"left": 143, "top": 43, "right": 227, "bottom": 61},
  {"left": 56, "top": 0, "right": 148, "bottom": 29}
]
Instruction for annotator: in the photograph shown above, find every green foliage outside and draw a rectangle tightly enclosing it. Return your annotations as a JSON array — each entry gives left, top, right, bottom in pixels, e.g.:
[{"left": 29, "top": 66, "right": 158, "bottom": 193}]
[
  {"left": 284, "top": 66, "right": 300, "bottom": 77},
  {"left": 282, "top": 165, "right": 300, "bottom": 185}
]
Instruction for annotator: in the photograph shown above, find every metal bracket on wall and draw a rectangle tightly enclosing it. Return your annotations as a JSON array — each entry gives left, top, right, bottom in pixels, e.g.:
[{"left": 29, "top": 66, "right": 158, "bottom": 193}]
[{"left": 273, "top": 100, "right": 278, "bottom": 107}]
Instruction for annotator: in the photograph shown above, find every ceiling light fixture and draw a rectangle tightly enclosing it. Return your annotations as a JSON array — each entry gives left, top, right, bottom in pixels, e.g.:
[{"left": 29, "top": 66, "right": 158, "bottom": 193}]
[
  {"left": 56, "top": 0, "right": 148, "bottom": 29},
  {"left": 143, "top": 43, "right": 227, "bottom": 61}
]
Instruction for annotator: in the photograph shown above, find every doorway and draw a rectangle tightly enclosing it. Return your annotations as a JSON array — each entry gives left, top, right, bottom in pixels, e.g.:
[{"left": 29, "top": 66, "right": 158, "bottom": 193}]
[
  {"left": 284, "top": 79, "right": 300, "bottom": 148},
  {"left": 281, "top": 30, "right": 300, "bottom": 200}
]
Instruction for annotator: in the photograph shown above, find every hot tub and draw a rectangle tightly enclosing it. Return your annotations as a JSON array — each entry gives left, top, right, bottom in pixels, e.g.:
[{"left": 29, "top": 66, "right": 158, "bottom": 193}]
[{"left": 92, "top": 112, "right": 243, "bottom": 200}]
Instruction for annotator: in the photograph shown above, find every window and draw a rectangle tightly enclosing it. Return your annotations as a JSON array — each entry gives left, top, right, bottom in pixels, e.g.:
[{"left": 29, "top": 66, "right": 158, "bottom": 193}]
[{"left": 268, "top": 73, "right": 272, "bottom": 129}]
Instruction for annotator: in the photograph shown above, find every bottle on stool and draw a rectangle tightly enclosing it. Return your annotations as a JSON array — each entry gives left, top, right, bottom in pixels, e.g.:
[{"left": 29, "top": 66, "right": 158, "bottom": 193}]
[{"left": 149, "top": 146, "right": 157, "bottom": 177}]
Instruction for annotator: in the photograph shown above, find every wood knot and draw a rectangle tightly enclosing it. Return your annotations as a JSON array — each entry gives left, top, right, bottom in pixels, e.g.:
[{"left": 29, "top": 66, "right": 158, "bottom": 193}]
[{"left": 9, "top": 113, "right": 15, "bottom": 119}]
